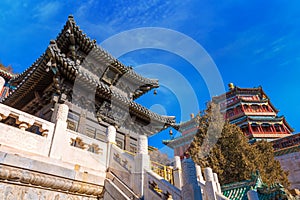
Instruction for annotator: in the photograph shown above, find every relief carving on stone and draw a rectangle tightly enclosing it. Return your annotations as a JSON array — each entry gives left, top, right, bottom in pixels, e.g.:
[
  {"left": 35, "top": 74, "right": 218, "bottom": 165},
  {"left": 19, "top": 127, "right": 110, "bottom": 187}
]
[
  {"left": 0, "top": 184, "right": 97, "bottom": 200},
  {"left": 0, "top": 165, "right": 103, "bottom": 197},
  {"left": 113, "top": 153, "right": 132, "bottom": 172}
]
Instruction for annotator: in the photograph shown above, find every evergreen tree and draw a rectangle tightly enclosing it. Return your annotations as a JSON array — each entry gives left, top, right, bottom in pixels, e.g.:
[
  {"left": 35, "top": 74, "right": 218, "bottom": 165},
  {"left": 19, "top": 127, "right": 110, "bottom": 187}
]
[{"left": 189, "top": 102, "right": 290, "bottom": 187}]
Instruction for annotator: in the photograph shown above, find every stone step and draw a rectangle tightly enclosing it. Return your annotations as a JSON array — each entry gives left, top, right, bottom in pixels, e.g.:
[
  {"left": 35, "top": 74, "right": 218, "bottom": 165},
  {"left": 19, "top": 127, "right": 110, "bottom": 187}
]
[
  {"left": 103, "top": 178, "right": 132, "bottom": 200},
  {"left": 106, "top": 171, "right": 140, "bottom": 200}
]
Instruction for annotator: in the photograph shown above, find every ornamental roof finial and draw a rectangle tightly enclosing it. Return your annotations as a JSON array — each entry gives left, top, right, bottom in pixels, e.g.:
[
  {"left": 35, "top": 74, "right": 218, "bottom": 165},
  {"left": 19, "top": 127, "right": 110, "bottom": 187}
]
[{"left": 228, "top": 83, "right": 235, "bottom": 90}]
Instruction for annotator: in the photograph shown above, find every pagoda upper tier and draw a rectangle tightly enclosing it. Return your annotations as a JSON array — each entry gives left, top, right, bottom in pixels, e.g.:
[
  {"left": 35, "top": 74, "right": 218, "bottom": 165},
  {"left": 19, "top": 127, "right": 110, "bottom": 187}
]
[
  {"left": 2, "top": 15, "right": 175, "bottom": 136},
  {"left": 213, "top": 83, "right": 293, "bottom": 140}
]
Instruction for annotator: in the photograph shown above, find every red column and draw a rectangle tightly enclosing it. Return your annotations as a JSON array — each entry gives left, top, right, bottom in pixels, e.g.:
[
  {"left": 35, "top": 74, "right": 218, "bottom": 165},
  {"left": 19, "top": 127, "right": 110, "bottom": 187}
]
[
  {"left": 248, "top": 124, "right": 253, "bottom": 134},
  {"left": 271, "top": 124, "right": 276, "bottom": 133},
  {"left": 259, "top": 105, "right": 263, "bottom": 112},
  {"left": 258, "top": 125, "right": 263, "bottom": 133},
  {"left": 282, "top": 125, "right": 287, "bottom": 133},
  {"left": 241, "top": 105, "right": 245, "bottom": 112}
]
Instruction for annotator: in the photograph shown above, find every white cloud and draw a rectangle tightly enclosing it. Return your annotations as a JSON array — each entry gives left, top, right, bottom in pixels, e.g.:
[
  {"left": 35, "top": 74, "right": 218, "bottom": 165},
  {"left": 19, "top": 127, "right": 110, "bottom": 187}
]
[{"left": 33, "top": 1, "right": 62, "bottom": 21}]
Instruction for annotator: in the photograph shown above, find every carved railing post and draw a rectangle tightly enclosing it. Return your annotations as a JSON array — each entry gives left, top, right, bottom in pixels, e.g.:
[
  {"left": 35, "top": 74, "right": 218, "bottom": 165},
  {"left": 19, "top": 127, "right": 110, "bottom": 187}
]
[
  {"left": 173, "top": 156, "right": 182, "bottom": 189},
  {"left": 106, "top": 125, "right": 116, "bottom": 144},
  {"left": 181, "top": 158, "right": 202, "bottom": 200},
  {"left": 196, "top": 164, "right": 204, "bottom": 183},
  {"left": 49, "top": 103, "right": 69, "bottom": 159},
  {"left": 133, "top": 135, "right": 150, "bottom": 198},
  {"left": 203, "top": 167, "right": 217, "bottom": 200},
  {"left": 137, "top": 134, "right": 148, "bottom": 155},
  {"left": 106, "top": 125, "right": 116, "bottom": 168},
  {"left": 213, "top": 173, "right": 221, "bottom": 193}
]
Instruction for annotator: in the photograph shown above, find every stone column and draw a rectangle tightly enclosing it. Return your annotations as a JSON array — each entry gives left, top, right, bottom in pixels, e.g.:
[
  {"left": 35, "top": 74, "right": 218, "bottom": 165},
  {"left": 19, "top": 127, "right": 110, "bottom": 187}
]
[
  {"left": 133, "top": 135, "right": 150, "bottom": 198},
  {"left": 196, "top": 164, "right": 204, "bottom": 183},
  {"left": 213, "top": 173, "right": 221, "bottom": 193},
  {"left": 173, "top": 156, "right": 183, "bottom": 189},
  {"left": 203, "top": 167, "right": 217, "bottom": 200},
  {"left": 106, "top": 125, "right": 116, "bottom": 168},
  {"left": 181, "top": 158, "right": 202, "bottom": 200},
  {"left": 106, "top": 125, "right": 116, "bottom": 144},
  {"left": 137, "top": 135, "right": 148, "bottom": 155},
  {"left": 247, "top": 190, "right": 259, "bottom": 200},
  {"left": 49, "top": 103, "right": 69, "bottom": 159}
]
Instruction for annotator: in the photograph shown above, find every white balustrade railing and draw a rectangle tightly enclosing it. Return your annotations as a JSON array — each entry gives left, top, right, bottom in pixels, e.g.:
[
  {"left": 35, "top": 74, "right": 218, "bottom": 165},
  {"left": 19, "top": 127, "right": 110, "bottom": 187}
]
[
  {"left": 0, "top": 103, "right": 54, "bottom": 136},
  {"left": 146, "top": 170, "right": 181, "bottom": 200},
  {"left": 0, "top": 103, "right": 55, "bottom": 156}
]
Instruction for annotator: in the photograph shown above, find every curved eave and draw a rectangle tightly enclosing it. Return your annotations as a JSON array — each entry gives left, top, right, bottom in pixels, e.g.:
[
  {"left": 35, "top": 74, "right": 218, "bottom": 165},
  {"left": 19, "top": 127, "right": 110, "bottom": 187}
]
[
  {"left": 162, "top": 133, "right": 195, "bottom": 149},
  {"left": 55, "top": 15, "right": 159, "bottom": 94},
  {"left": 213, "top": 86, "right": 266, "bottom": 103},
  {"left": 3, "top": 51, "right": 53, "bottom": 108},
  {"left": 49, "top": 41, "right": 175, "bottom": 127},
  {"left": 282, "top": 117, "right": 294, "bottom": 132}
]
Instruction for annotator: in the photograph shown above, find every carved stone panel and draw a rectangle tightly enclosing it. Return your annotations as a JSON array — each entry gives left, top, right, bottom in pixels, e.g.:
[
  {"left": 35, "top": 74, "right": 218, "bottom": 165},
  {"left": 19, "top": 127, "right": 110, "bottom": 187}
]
[{"left": 0, "top": 165, "right": 103, "bottom": 198}]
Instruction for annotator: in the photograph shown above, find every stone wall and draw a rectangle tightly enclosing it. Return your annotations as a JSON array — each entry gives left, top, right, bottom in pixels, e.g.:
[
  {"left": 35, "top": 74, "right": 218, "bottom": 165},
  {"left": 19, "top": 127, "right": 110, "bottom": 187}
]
[
  {"left": 0, "top": 152, "right": 104, "bottom": 199},
  {"left": 0, "top": 103, "right": 107, "bottom": 199},
  {"left": 275, "top": 152, "right": 300, "bottom": 189}
]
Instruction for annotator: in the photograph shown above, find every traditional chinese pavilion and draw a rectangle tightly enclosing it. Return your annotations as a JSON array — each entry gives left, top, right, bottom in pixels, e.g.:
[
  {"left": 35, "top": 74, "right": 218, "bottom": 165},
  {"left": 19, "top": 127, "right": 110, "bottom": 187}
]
[
  {"left": 213, "top": 83, "right": 293, "bottom": 141},
  {"left": 163, "top": 83, "right": 293, "bottom": 159},
  {"left": 1, "top": 15, "right": 175, "bottom": 153},
  {"left": 163, "top": 114, "right": 199, "bottom": 158}
]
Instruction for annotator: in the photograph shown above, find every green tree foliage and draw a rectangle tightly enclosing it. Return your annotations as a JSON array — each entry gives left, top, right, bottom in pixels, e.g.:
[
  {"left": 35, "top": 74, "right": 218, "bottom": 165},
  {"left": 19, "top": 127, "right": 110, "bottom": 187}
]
[{"left": 189, "top": 102, "right": 290, "bottom": 187}]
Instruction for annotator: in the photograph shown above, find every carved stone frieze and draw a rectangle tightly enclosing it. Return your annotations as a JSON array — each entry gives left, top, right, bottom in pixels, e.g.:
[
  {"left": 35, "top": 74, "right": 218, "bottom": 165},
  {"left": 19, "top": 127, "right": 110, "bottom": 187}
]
[
  {"left": 0, "top": 184, "right": 97, "bottom": 199},
  {"left": 113, "top": 153, "right": 132, "bottom": 172},
  {"left": 0, "top": 165, "right": 103, "bottom": 197}
]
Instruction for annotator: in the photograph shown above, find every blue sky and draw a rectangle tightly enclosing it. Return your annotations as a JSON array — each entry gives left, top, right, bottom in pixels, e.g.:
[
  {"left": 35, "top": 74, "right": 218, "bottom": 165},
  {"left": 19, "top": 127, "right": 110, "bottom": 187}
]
[{"left": 1, "top": 0, "right": 300, "bottom": 154}]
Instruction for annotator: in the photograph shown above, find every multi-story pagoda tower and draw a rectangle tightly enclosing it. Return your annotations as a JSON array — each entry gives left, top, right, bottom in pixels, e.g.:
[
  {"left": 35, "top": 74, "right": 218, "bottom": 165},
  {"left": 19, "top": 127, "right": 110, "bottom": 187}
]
[
  {"left": 164, "top": 83, "right": 293, "bottom": 159},
  {"left": 213, "top": 83, "right": 293, "bottom": 141}
]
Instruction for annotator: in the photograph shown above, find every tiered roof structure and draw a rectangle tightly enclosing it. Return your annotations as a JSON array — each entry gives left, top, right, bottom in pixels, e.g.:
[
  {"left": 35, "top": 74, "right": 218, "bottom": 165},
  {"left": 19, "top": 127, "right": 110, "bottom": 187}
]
[
  {"left": 213, "top": 83, "right": 293, "bottom": 141},
  {"left": 1, "top": 15, "right": 175, "bottom": 151},
  {"left": 163, "top": 83, "right": 293, "bottom": 159},
  {"left": 162, "top": 114, "right": 199, "bottom": 158}
]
